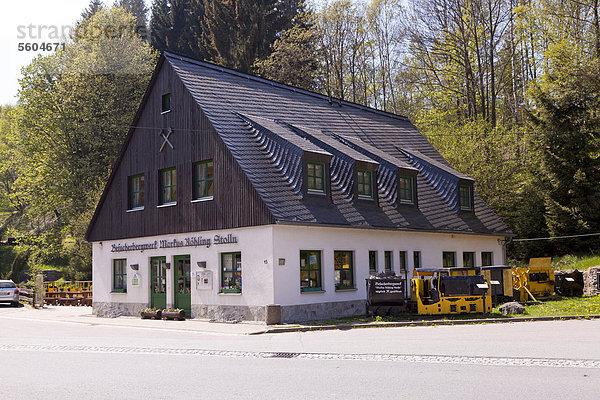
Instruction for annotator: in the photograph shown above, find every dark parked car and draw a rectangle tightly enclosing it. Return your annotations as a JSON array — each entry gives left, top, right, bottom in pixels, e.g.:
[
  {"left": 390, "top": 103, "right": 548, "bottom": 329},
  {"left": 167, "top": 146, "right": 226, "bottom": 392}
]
[{"left": 0, "top": 280, "right": 19, "bottom": 307}]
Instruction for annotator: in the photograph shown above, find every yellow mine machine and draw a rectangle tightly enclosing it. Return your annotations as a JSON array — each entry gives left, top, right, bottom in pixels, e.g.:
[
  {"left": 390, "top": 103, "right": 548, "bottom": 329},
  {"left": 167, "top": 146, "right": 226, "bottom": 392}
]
[
  {"left": 512, "top": 257, "right": 555, "bottom": 302},
  {"left": 481, "top": 265, "right": 514, "bottom": 305},
  {"left": 410, "top": 267, "right": 492, "bottom": 315}
]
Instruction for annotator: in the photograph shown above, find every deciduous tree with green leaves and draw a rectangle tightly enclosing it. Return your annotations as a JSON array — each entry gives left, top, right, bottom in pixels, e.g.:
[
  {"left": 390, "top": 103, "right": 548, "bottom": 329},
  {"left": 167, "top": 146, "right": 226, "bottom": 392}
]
[{"left": 10, "top": 6, "right": 157, "bottom": 279}]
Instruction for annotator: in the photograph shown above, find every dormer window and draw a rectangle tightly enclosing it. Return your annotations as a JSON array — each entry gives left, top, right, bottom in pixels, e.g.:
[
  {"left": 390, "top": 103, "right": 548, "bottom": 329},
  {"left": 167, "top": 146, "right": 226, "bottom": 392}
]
[
  {"left": 307, "top": 162, "right": 325, "bottom": 193},
  {"left": 161, "top": 93, "right": 171, "bottom": 113},
  {"left": 399, "top": 176, "right": 414, "bottom": 204},
  {"left": 459, "top": 184, "right": 472, "bottom": 211},
  {"left": 357, "top": 170, "right": 373, "bottom": 199}
]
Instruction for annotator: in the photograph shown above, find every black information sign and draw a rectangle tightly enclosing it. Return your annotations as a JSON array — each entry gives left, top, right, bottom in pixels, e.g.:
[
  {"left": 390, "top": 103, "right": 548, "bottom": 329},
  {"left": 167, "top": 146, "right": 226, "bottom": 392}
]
[
  {"left": 373, "top": 280, "right": 404, "bottom": 294},
  {"left": 367, "top": 278, "right": 406, "bottom": 305}
]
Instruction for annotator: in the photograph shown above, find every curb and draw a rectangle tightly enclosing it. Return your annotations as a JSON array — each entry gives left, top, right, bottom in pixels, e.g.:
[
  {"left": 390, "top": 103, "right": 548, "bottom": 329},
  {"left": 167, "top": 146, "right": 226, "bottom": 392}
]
[{"left": 255, "top": 314, "right": 600, "bottom": 335}]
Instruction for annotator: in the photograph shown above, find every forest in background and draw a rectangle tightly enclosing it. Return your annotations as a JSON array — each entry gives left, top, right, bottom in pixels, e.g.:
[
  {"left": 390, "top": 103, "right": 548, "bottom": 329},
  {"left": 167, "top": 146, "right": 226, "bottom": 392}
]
[{"left": 1, "top": 0, "right": 599, "bottom": 280}]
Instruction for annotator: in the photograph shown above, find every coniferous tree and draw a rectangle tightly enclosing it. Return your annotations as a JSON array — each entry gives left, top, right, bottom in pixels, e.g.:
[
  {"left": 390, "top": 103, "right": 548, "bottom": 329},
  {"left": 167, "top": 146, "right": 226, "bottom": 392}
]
[
  {"left": 81, "top": 0, "right": 104, "bottom": 21},
  {"left": 253, "top": 6, "right": 319, "bottom": 90},
  {"left": 150, "top": 0, "right": 207, "bottom": 60},
  {"left": 202, "top": 0, "right": 302, "bottom": 73},
  {"left": 115, "top": 0, "right": 149, "bottom": 29},
  {"left": 528, "top": 55, "right": 600, "bottom": 250}
]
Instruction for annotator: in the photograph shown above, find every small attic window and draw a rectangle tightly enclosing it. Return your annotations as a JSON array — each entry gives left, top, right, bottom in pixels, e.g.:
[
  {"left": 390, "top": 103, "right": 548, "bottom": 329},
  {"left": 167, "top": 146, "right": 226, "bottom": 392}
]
[
  {"left": 399, "top": 176, "right": 414, "bottom": 204},
  {"left": 357, "top": 170, "right": 373, "bottom": 199},
  {"left": 459, "top": 185, "right": 473, "bottom": 211},
  {"left": 161, "top": 93, "right": 171, "bottom": 113},
  {"left": 307, "top": 162, "right": 325, "bottom": 193}
]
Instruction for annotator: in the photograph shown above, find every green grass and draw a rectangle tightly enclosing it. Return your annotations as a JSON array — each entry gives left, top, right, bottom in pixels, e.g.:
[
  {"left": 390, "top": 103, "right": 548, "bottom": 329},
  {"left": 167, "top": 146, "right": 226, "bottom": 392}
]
[
  {"left": 551, "top": 254, "right": 600, "bottom": 270},
  {"left": 282, "top": 297, "right": 600, "bottom": 327},
  {"left": 519, "top": 296, "right": 600, "bottom": 317}
]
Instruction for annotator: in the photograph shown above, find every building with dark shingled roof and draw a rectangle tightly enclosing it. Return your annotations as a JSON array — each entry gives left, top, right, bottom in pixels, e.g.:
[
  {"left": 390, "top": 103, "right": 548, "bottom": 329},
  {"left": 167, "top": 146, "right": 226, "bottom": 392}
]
[{"left": 87, "top": 52, "right": 511, "bottom": 322}]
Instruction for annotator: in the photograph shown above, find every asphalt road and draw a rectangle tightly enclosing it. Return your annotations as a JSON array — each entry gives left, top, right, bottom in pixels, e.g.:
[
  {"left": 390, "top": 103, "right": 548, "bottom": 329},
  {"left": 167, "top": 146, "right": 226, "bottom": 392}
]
[{"left": 1, "top": 305, "right": 599, "bottom": 399}]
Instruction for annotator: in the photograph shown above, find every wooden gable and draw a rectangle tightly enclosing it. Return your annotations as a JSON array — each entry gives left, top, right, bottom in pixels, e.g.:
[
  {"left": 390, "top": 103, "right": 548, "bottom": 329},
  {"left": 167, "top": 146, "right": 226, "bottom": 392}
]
[{"left": 85, "top": 58, "right": 275, "bottom": 242}]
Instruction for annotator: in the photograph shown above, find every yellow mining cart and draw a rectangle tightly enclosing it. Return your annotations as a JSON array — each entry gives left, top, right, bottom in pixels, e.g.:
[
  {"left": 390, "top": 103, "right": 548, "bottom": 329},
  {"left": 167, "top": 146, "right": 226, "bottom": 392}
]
[
  {"left": 481, "top": 265, "right": 514, "bottom": 305},
  {"left": 410, "top": 267, "right": 492, "bottom": 315},
  {"left": 512, "top": 257, "right": 555, "bottom": 302}
]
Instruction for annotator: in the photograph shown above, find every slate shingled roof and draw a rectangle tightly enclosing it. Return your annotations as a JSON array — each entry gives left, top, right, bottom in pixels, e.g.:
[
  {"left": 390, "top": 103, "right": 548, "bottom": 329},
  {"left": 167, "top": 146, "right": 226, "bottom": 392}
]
[{"left": 164, "top": 52, "right": 511, "bottom": 236}]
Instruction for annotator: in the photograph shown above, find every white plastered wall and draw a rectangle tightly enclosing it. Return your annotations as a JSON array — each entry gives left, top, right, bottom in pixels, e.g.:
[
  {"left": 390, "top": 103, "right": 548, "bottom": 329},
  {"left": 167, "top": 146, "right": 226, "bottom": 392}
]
[
  {"left": 271, "top": 224, "right": 505, "bottom": 306},
  {"left": 91, "top": 225, "right": 275, "bottom": 308},
  {"left": 92, "top": 223, "right": 505, "bottom": 310}
]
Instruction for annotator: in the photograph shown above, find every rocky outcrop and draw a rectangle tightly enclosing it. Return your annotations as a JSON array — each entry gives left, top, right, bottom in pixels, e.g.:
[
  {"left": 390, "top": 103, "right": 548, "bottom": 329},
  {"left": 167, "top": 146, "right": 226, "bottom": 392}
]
[
  {"left": 498, "top": 302, "right": 525, "bottom": 315},
  {"left": 583, "top": 267, "right": 600, "bottom": 296}
]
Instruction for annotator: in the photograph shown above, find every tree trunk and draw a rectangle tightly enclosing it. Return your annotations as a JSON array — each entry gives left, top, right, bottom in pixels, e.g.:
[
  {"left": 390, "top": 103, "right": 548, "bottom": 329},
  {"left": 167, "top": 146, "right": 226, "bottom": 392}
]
[{"left": 489, "top": 0, "right": 496, "bottom": 128}]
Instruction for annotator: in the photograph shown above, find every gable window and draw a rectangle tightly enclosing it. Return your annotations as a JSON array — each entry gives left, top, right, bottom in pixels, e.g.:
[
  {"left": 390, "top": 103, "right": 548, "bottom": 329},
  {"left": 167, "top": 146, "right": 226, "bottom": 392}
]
[
  {"left": 300, "top": 250, "right": 322, "bottom": 292},
  {"left": 459, "top": 185, "right": 472, "bottom": 211},
  {"left": 193, "top": 160, "right": 214, "bottom": 200},
  {"left": 221, "top": 252, "right": 242, "bottom": 293},
  {"left": 413, "top": 251, "right": 421, "bottom": 269},
  {"left": 463, "top": 252, "right": 475, "bottom": 268},
  {"left": 399, "top": 176, "right": 414, "bottom": 204},
  {"left": 369, "top": 250, "right": 377, "bottom": 275},
  {"left": 334, "top": 251, "right": 354, "bottom": 290},
  {"left": 481, "top": 252, "right": 493, "bottom": 267},
  {"left": 307, "top": 162, "right": 325, "bottom": 193},
  {"left": 161, "top": 93, "right": 171, "bottom": 113},
  {"left": 357, "top": 170, "right": 373, "bottom": 198},
  {"left": 112, "top": 259, "right": 127, "bottom": 293},
  {"left": 442, "top": 251, "right": 456, "bottom": 268},
  {"left": 384, "top": 251, "right": 393, "bottom": 272},
  {"left": 128, "top": 174, "right": 144, "bottom": 210},
  {"left": 159, "top": 167, "right": 177, "bottom": 205}
]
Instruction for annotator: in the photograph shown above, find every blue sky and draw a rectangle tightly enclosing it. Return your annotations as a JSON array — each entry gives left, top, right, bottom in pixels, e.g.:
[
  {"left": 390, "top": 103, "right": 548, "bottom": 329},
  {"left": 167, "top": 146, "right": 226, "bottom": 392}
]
[{"left": 0, "top": 0, "right": 153, "bottom": 105}]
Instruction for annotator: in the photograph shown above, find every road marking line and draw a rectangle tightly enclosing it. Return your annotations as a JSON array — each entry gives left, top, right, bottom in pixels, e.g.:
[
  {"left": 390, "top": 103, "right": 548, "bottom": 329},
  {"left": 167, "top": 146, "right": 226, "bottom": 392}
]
[{"left": 1, "top": 344, "right": 599, "bottom": 369}]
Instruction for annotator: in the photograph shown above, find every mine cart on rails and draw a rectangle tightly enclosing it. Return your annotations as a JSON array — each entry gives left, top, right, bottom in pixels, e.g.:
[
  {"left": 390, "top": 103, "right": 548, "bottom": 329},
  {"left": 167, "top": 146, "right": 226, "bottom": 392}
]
[
  {"left": 366, "top": 273, "right": 414, "bottom": 316},
  {"left": 481, "top": 265, "right": 514, "bottom": 305},
  {"left": 554, "top": 269, "right": 584, "bottom": 297},
  {"left": 410, "top": 267, "right": 492, "bottom": 315},
  {"left": 512, "top": 257, "right": 555, "bottom": 302}
]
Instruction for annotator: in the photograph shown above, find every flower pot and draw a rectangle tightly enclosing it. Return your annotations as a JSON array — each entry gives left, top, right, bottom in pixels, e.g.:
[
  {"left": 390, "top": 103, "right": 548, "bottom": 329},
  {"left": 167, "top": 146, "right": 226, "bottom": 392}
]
[
  {"left": 221, "top": 288, "right": 241, "bottom": 294},
  {"left": 140, "top": 309, "right": 162, "bottom": 320},
  {"left": 162, "top": 309, "right": 186, "bottom": 321}
]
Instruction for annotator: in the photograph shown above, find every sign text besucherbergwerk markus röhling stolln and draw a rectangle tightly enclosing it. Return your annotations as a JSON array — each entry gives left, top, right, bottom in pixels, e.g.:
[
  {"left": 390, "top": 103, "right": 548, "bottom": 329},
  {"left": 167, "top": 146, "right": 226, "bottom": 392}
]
[{"left": 109, "top": 234, "right": 238, "bottom": 253}]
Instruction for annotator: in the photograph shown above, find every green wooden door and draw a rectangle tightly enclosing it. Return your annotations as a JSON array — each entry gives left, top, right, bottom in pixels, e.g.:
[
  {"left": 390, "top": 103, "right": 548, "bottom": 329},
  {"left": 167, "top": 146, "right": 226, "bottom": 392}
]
[
  {"left": 150, "top": 256, "right": 167, "bottom": 309},
  {"left": 174, "top": 255, "right": 191, "bottom": 316}
]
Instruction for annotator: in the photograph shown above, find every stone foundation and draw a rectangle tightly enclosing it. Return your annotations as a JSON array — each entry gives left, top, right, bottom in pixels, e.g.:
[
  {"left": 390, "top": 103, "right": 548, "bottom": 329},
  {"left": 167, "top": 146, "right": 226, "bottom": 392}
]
[
  {"left": 93, "top": 302, "right": 148, "bottom": 318},
  {"left": 281, "top": 300, "right": 366, "bottom": 323},
  {"left": 93, "top": 300, "right": 366, "bottom": 323},
  {"left": 191, "top": 304, "right": 266, "bottom": 323},
  {"left": 583, "top": 266, "right": 600, "bottom": 296}
]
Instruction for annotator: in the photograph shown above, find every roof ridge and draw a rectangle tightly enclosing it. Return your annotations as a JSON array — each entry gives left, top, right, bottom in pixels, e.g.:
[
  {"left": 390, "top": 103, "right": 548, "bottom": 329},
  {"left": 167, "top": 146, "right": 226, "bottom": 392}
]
[{"left": 163, "top": 51, "right": 411, "bottom": 123}]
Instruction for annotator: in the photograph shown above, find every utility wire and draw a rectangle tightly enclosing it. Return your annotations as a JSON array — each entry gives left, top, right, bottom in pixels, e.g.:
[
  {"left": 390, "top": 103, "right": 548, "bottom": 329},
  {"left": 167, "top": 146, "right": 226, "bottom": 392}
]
[
  {"left": 0, "top": 114, "right": 536, "bottom": 139},
  {"left": 512, "top": 232, "right": 600, "bottom": 242}
]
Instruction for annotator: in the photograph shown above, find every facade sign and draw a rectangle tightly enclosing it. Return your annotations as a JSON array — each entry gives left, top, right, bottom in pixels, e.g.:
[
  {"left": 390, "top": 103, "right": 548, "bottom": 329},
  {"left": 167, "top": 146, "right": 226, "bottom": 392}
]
[
  {"left": 110, "top": 233, "right": 239, "bottom": 253},
  {"left": 196, "top": 270, "right": 213, "bottom": 290},
  {"left": 131, "top": 273, "right": 141, "bottom": 287}
]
